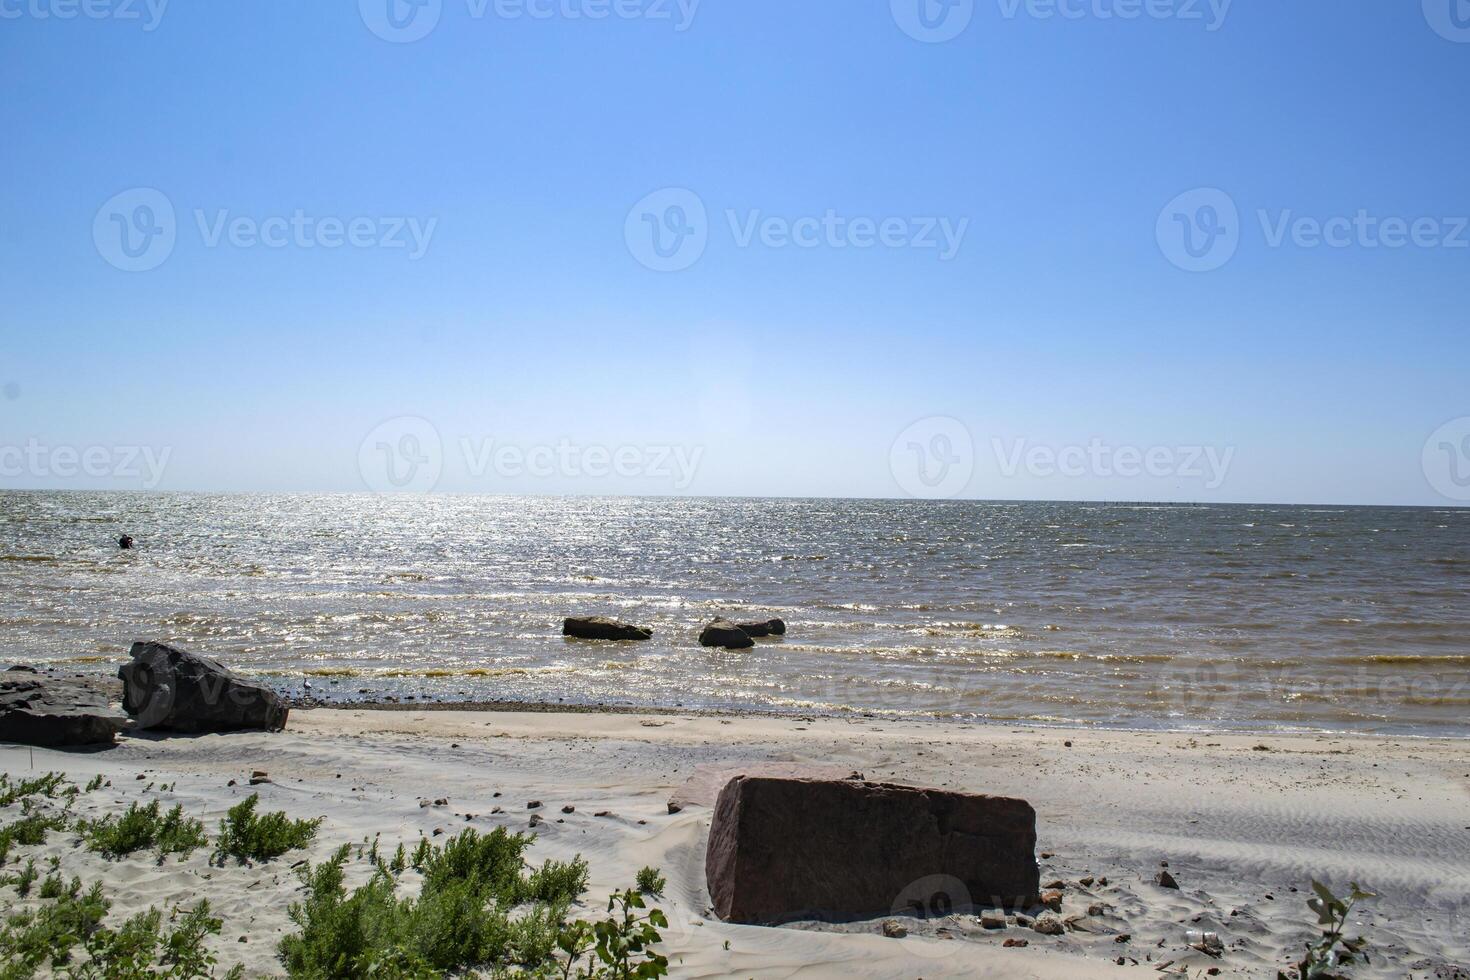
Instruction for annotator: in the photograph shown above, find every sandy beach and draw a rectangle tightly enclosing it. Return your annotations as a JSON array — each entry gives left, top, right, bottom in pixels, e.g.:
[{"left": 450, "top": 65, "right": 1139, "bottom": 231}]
[{"left": 4, "top": 707, "right": 1467, "bottom": 978}]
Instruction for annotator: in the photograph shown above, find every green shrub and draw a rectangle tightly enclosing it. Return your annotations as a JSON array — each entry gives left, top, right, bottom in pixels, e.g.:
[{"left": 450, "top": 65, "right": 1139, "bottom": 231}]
[
  {"left": 0, "top": 772, "right": 69, "bottom": 808},
  {"left": 0, "top": 812, "right": 69, "bottom": 863},
  {"left": 2, "top": 858, "right": 38, "bottom": 896},
  {"left": 80, "top": 799, "right": 208, "bottom": 863},
  {"left": 0, "top": 875, "right": 243, "bottom": 980},
  {"left": 84, "top": 775, "right": 105, "bottom": 793},
  {"left": 0, "top": 876, "right": 107, "bottom": 978},
  {"left": 634, "top": 867, "right": 666, "bottom": 896},
  {"left": 1278, "top": 880, "right": 1375, "bottom": 980},
  {"left": 213, "top": 794, "right": 321, "bottom": 864},
  {"left": 81, "top": 801, "right": 208, "bottom": 862},
  {"left": 280, "top": 828, "right": 590, "bottom": 978}
]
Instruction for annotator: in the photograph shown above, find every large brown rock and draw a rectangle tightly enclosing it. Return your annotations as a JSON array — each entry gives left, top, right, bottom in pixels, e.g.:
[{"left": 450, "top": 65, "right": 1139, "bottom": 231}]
[
  {"left": 119, "top": 641, "right": 288, "bottom": 733},
  {"left": 562, "top": 617, "right": 652, "bottom": 641},
  {"left": 0, "top": 672, "right": 127, "bottom": 747},
  {"left": 706, "top": 775, "right": 1038, "bottom": 924}
]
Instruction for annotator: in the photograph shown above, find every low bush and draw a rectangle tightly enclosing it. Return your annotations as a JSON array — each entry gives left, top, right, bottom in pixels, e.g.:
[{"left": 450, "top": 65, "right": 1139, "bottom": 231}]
[
  {"left": 213, "top": 794, "right": 321, "bottom": 864},
  {"left": 280, "top": 828, "right": 615, "bottom": 978},
  {"left": 0, "top": 812, "right": 69, "bottom": 864},
  {"left": 0, "top": 772, "right": 70, "bottom": 808},
  {"left": 634, "top": 867, "right": 666, "bottom": 896},
  {"left": 0, "top": 874, "right": 243, "bottom": 980},
  {"left": 81, "top": 801, "right": 209, "bottom": 861}
]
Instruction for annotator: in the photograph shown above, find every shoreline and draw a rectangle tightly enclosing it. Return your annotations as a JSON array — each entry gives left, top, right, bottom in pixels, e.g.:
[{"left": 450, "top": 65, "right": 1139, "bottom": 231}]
[
  {"left": 5, "top": 705, "right": 1466, "bottom": 978},
  {"left": 289, "top": 694, "right": 1470, "bottom": 740}
]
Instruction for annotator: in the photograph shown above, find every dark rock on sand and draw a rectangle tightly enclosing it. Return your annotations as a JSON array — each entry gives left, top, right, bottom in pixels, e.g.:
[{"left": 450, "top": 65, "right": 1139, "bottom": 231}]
[
  {"left": 119, "top": 641, "right": 288, "bottom": 733},
  {"left": 562, "top": 617, "right": 652, "bottom": 641},
  {"left": 0, "top": 672, "right": 127, "bottom": 746},
  {"left": 706, "top": 775, "right": 1039, "bottom": 925},
  {"left": 698, "top": 619, "right": 754, "bottom": 650},
  {"left": 1155, "top": 870, "right": 1179, "bottom": 889},
  {"left": 735, "top": 618, "right": 786, "bottom": 637}
]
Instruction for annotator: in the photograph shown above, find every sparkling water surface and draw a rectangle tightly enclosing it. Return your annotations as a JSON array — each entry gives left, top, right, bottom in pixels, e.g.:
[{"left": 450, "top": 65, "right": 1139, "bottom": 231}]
[{"left": 1, "top": 492, "right": 1466, "bottom": 735}]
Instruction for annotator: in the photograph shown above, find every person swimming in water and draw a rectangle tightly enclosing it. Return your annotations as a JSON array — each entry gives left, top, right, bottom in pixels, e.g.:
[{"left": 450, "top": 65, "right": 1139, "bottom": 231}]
[{"left": 118, "top": 534, "right": 134, "bottom": 550}]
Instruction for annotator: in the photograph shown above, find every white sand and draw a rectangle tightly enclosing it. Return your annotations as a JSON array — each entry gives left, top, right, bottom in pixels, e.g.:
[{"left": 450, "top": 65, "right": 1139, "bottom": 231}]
[{"left": 3, "top": 709, "right": 1468, "bottom": 978}]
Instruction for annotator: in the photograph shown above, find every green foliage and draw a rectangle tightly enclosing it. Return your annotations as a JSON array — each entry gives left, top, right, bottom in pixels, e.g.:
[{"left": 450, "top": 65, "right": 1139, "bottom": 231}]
[
  {"left": 81, "top": 801, "right": 209, "bottom": 862},
  {"left": 0, "top": 876, "right": 107, "bottom": 979},
  {"left": 213, "top": 794, "right": 321, "bottom": 864},
  {"left": 634, "top": 867, "right": 665, "bottom": 896},
  {"left": 2, "top": 858, "right": 39, "bottom": 896},
  {"left": 0, "top": 876, "right": 242, "bottom": 980},
  {"left": 556, "top": 889, "right": 670, "bottom": 980},
  {"left": 70, "top": 901, "right": 245, "bottom": 980},
  {"left": 85, "top": 775, "right": 106, "bottom": 793},
  {"left": 1278, "top": 880, "right": 1376, "bottom": 980},
  {"left": 279, "top": 828, "right": 590, "bottom": 978},
  {"left": 0, "top": 772, "right": 70, "bottom": 808},
  {"left": 0, "top": 812, "right": 69, "bottom": 863}
]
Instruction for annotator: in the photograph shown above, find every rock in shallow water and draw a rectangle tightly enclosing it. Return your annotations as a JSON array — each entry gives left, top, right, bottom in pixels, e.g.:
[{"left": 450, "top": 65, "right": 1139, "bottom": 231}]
[
  {"left": 698, "top": 619, "right": 754, "bottom": 649},
  {"left": 735, "top": 618, "right": 786, "bottom": 637},
  {"left": 705, "top": 775, "right": 1039, "bottom": 925},
  {"left": 562, "top": 616, "right": 652, "bottom": 641},
  {"left": 0, "top": 672, "right": 126, "bottom": 746},
  {"left": 118, "top": 641, "right": 288, "bottom": 734}
]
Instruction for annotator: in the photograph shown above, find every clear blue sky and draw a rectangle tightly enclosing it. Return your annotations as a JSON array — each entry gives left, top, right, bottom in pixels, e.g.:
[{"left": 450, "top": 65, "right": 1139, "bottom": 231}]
[{"left": 2, "top": 0, "right": 1467, "bottom": 504}]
